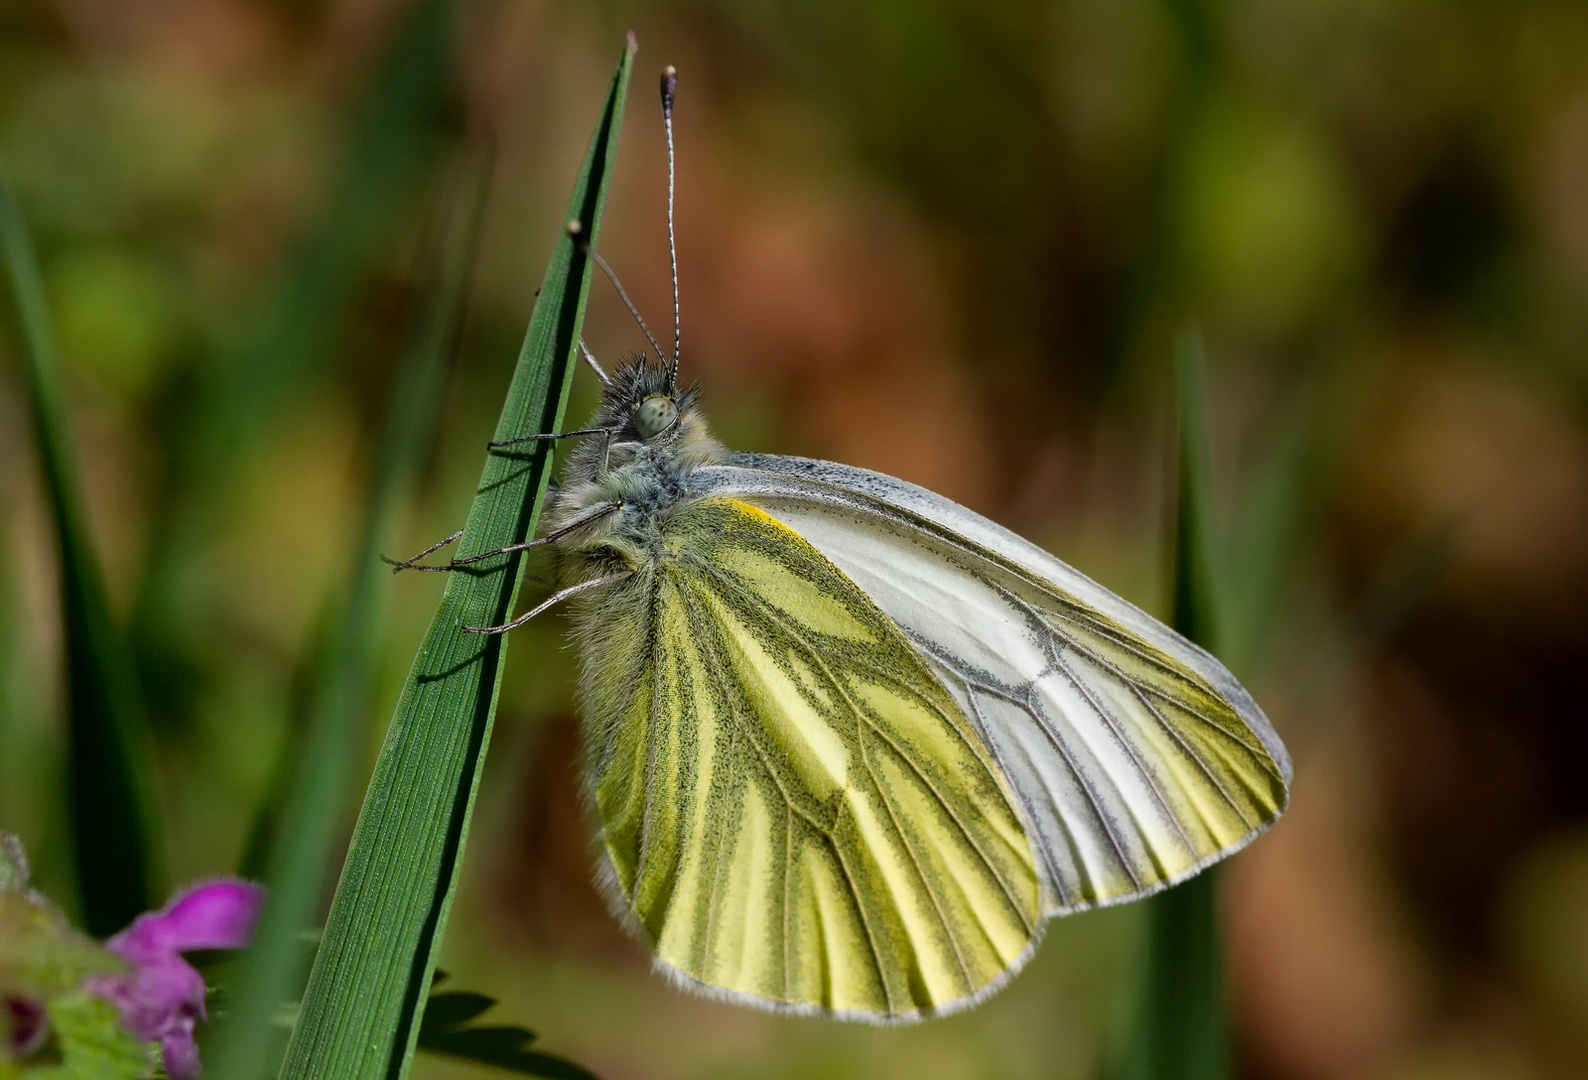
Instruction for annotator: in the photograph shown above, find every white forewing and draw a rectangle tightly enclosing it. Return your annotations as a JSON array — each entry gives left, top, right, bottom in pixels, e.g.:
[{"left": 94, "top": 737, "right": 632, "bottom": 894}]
[{"left": 694, "top": 454, "right": 1291, "bottom": 915}]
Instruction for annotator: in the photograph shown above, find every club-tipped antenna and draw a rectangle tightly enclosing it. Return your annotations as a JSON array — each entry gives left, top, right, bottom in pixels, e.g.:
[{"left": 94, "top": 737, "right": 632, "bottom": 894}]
[
  {"left": 661, "top": 65, "right": 680, "bottom": 387},
  {"left": 567, "top": 218, "right": 667, "bottom": 366},
  {"left": 578, "top": 337, "right": 613, "bottom": 388}
]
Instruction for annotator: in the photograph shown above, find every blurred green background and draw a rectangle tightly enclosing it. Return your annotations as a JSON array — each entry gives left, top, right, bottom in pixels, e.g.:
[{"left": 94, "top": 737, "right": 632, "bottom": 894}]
[{"left": 2, "top": 1, "right": 1587, "bottom": 1078}]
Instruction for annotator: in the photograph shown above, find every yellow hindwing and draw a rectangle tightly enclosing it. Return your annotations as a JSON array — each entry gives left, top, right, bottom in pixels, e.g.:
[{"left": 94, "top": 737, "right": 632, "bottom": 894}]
[{"left": 575, "top": 498, "right": 1042, "bottom": 1019}]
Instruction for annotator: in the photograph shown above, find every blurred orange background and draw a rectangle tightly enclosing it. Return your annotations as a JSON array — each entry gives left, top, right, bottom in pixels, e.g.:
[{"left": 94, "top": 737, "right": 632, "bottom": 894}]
[{"left": 1, "top": 1, "right": 1586, "bottom": 1079}]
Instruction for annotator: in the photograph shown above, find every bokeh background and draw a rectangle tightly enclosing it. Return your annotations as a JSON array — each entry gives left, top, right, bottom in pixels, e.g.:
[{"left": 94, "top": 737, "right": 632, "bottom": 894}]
[{"left": 2, "top": 1, "right": 1587, "bottom": 1079}]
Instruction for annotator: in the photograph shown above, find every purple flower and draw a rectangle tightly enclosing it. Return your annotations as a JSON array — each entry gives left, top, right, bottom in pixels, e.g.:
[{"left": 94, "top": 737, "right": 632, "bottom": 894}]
[{"left": 87, "top": 881, "right": 264, "bottom": 1079}]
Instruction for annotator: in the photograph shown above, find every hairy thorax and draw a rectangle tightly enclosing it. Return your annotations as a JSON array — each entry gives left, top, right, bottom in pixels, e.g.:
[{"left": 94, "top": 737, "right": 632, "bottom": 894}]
[{"left": 546, "top": 406, "right": 727, "bottom": 583}]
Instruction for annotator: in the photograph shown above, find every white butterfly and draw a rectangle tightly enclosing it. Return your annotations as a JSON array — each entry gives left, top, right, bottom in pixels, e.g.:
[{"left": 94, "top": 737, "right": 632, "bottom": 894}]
[{"left": 392, "top": 64, "right": 1290, "bottom": 1023}]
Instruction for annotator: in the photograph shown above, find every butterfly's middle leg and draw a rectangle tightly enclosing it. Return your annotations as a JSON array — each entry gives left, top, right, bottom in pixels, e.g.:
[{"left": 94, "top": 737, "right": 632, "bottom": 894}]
[{"left": 382, "top": 500, "right": 622, "bottom": 573}]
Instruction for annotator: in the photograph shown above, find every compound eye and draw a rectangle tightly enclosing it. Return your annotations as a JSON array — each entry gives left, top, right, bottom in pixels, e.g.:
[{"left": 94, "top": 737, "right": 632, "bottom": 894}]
[{"left": 634, "top": 396, "right": 678, "bottom": 438}]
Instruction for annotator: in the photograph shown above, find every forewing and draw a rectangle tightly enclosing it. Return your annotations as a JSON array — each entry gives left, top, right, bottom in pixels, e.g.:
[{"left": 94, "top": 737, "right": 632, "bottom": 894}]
[
  {"left": 575, "top": 497, "right": 1042, "bottom": 1021},
  {"left": 699, "top": 455, "right": 1291, "bottom": 915}
]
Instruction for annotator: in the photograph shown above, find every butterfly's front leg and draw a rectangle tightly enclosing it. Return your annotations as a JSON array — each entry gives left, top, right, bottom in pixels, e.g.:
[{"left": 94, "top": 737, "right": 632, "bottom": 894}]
[
  {"left": 488, "top": 422, "right": 620, "bottom": 478},
  {"left": 486, "top": 426, "right": 620, "bottom": 450}
]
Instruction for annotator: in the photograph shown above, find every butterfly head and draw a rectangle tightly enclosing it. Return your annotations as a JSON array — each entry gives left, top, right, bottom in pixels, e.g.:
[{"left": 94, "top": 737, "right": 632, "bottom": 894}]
[{"left": 599, "top": 352, "right": 708, "bottom": 447}]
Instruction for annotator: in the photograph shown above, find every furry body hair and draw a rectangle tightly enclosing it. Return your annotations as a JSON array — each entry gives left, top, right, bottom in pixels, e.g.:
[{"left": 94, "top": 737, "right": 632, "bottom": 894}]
[
  {"left": 544, "top": 354, "right": 722, "bottom": 548},
  {"left": 539, "top": 354, "right": 1045, "bottom": 1024}
]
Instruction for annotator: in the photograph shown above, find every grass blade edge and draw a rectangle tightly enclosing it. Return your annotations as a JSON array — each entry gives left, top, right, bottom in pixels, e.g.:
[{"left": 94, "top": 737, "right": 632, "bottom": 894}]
[{"left": 275, "top": 39, "right": 636, "bottom": 1080}]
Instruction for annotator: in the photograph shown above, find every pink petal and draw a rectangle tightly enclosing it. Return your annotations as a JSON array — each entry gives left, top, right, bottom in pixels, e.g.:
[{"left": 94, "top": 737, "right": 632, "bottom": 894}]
[
  {"left": 154, "top": 881, "right": 266, "bottom": 953},
  {"left": 86, "top": 955, "right": 207, "bottom": 1042},
  {"left": 160, "top": 1019, "right": 202, "bottom": 1079},
  {"left": 108, "top": 880, "right": 264, "bottom": 963},
  {"left": 88, "top": 878, "right": 265, "bottom": 1078}
]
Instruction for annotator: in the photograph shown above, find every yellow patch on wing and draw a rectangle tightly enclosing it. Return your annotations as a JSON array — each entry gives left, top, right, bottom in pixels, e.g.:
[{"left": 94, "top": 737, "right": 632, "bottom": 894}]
[{"left": 579, "top": 498, "right": 1041, "bottom": 1019}]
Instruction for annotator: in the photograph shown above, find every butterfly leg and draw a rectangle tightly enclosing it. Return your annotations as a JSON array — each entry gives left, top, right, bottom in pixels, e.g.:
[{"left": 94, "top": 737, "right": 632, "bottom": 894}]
[
  {"left": 578, "top": 337, "right": 614, "bottom": 387},
  {"left": 487, "top": 426, "right": 620, "bottom": 450},
  {"left": 382, "top": 502, "right": 621, "bottom": 574},
  {"left": 381, "top": 531, "right": 464, "bottom": 573},
  {"left": 488, "top": 423, "right": 621, "bottom": 477},
  {"left": 464, "top": 571, "right": 630, "bottom": 635}
]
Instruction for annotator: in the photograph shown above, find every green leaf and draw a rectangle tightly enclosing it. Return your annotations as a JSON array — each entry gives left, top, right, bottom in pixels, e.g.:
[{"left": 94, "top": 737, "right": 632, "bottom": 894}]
[
  {"left": 20, "top": 992, "right": 149, "bottom": 1080},
  {"left": 417, "top": 991, "right": 600, "bottom": 1080},
  {"left": 0, "top": 836, "right": 137, "bottom": 1077},
  {"left": 0, "top": 172, "right": 160, "bottom": 936},
  {"left": 276, "top": 37, "right": 636, "bottom": 1080},
  {"left": 0, "top": 894, "right": 120, "bottom": 998},
  {"left": 0, "top": 865, "right": 124, "bottom": 999},
  {"left": 1116, "top": 329, "right": 1228, "bottom": 1080},
  {"left": 207, "top": 154, "right": 494, "bottom": 1080}
]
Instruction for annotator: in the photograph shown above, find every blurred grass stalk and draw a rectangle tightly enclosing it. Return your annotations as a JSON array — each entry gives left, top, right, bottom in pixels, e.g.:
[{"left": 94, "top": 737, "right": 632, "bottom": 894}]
[
  {"left": 208, "top": 152, "right": 491, "bottom": 1080},
  {"left": 130, "top": 0, "right": 459, "bottom": 723},
  {"left": 276, "top": 38, "right": 635, "bottom": 1080},
  {"left": 189, "top": 0, "right": 458, "bottom": 470},
  {"left": 0, "top": 172, "right": 161, "bottom": 937},
  {"left": 1117, "top": 330, "right": 1229, "bottom": 1080}
]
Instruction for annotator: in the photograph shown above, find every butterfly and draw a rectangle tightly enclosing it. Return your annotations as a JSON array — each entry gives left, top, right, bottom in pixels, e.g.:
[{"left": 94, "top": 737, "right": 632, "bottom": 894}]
[{"left": 390, "top": 65, "right": 1290, "bottom": 1024}]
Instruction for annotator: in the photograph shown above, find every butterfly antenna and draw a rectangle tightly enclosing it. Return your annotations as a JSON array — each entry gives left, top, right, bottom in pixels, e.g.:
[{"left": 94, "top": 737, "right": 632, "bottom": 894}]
[
  {"left": 567, "top": 219, "right": 667, "bottom": 365},
  {"left": 661, "top": 65, "right": 680, "bottom": 389}
]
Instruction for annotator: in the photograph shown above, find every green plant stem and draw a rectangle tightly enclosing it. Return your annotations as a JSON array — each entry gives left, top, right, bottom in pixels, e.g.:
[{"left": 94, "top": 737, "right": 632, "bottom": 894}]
[
  {"left": 1118, "top": 329, "right": 1228, "bottom": 1080},
  {"left": 208, "top": 153, "right": 492, "bottom": 1080},
  {"left": 1172, "top": 330, "right": 1222, "bottom": 655}
]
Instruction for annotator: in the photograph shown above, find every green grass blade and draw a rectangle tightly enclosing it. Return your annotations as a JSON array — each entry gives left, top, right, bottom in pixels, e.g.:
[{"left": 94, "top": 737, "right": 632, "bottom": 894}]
[
  {"left": 1171, "top": 329, "right": 1222, "bottom": 656},
  {"left": 1126, "top": 870, "right": 1226, "bottom": 1080},
  {"left": 0, "top": 171, "right": 161, "bottom": 937},
  {"left": 1118, "top": 329, "right": 1228, "bottom": 1080},
  {"left": 277, "top": 38, "right": 635, "bottom": 1080},
  {"left": 1223, "top": 379, "right": 1319, "bottom": 672},
  {"left": 196, "top": 0, "right": 457, "bottom": 472},
  {"left": 130, "top": 0, "right": 459, "bottom": 732},
  {"left": 208, "top": 153, "right": 493, "bottom": 1080}
]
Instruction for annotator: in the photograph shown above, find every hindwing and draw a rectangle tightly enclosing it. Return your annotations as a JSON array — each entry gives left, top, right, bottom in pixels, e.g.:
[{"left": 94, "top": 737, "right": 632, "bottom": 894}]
[{"left": 572, "top": 497, "right": 1042, "bottom": 1021}]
